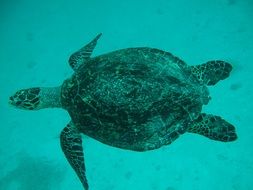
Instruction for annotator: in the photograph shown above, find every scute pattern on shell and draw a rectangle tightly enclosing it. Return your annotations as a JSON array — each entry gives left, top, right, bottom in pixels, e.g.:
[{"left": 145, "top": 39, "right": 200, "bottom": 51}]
[{"left": 61, "top": 47, "right": 209, "bottom": 151}]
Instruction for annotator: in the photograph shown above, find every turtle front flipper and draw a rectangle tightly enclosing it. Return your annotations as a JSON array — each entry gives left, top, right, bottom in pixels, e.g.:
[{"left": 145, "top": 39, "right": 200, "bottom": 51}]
[
  {"left": 60, "top": 121, "right": 89, "bottom": 190},
  {"left": 69, "top": 33, "right": 102, "bottom": 71},
  {"left": 190, "top": 60, "right": 232, "bottom": 85},
  {"left": 187, "top": 113, "right": 237, "bottom": 142}
]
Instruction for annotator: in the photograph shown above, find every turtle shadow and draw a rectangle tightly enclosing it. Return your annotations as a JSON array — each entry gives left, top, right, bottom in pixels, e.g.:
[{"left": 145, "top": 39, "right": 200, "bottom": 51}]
[{"left": 0, "top": 152, "right": 65, "bottom": 190}]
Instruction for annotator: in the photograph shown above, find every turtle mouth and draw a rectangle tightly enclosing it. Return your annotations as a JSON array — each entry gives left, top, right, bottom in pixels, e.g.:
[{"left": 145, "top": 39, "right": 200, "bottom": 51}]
[
  {"left": 9, "top": 96, "right": 14, "bottom": 104},
  {"left": 8, "top": 96, "right": 19, "bottom": 107}
]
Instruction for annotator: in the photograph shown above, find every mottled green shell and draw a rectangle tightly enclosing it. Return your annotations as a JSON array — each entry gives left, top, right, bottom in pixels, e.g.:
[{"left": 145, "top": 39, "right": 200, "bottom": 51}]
[{"left": 61, "top": 47, "right": 209, "bottom": 151}]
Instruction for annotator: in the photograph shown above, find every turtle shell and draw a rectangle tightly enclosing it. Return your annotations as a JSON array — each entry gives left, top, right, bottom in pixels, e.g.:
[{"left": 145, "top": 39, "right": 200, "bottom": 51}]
[{"left": 61, "top": 47, "right": 209, "bottom": 150}]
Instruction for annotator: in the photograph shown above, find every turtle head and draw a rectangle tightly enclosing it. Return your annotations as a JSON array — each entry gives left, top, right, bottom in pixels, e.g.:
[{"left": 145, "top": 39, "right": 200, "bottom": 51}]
[
  {"left": 9, "top": 86, "right": 62, "bottom": 110},
  {"left": 9, "top": 88, "right": 41, "bottom": 110}
]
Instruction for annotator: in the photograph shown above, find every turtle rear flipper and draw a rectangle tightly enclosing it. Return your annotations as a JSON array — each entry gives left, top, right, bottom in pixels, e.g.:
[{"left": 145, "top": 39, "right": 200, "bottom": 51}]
[
  {"left": 190, "top": 60, "right": 232, "bottom": 85},
  {"left": 187, "top": 113, "right": 237, "bottom": 142}
]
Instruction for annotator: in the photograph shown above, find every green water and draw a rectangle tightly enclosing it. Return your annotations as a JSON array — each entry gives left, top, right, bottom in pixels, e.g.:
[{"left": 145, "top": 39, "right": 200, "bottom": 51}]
[{"left": 1, "top": 0, "right": 253, "bottom": 189}]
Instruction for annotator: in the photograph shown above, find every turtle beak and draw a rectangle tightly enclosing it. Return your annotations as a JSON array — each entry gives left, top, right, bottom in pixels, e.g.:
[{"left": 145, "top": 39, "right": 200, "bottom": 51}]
[
  {"left": 9, "top": 95, "right": 20, "bottom": 107},
  {"left": 9, "top": 96, "right": 15, "bottom": 105}
]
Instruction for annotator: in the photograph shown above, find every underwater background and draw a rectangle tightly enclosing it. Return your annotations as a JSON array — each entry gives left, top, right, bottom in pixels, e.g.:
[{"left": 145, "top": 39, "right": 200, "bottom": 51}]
[{"left": 1, "top": 0, "right": 253, "bottom": 189}]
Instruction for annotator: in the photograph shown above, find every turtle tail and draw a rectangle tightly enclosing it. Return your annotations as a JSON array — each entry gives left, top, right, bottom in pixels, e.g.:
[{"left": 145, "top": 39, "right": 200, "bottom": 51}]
[{"left": 190, "top": 60, "right": 232, "bottom": 85}]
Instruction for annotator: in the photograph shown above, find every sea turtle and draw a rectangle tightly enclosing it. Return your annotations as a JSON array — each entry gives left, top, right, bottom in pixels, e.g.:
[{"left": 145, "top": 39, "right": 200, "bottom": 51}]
[{"left": 9, "top": 33, "right": 237, "bottom": 189}]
